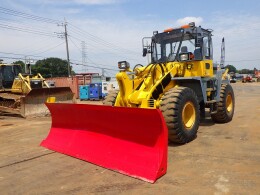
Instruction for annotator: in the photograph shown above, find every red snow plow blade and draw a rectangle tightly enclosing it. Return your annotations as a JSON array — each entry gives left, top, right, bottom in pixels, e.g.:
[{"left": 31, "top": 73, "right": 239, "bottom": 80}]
[{"left": 41, "top": 103, "right": 168, "bottom": 183}]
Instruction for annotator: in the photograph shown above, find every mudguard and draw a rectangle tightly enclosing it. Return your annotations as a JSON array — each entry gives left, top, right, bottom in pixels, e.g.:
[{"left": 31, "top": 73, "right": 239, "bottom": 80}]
[{"left": 41, "top": 103, "right": 168, "bottom": 183}]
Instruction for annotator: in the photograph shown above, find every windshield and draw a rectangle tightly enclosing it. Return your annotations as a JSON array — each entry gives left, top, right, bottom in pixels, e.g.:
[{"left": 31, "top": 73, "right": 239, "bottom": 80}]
[
  {"left": 2, "top": 66, "right": 14, "bottom": 82},
  {"left": 1, "top": 65, "right": 22, "bottom": 82},
  {"left": 151, "top": 38, "right": 196, "bottom": 63},
  {"left": 13, "top": 65, "right": 22, "bottom": 76},
  {"left": 145, "top": 27, "right": 213, "bottom": 63}
]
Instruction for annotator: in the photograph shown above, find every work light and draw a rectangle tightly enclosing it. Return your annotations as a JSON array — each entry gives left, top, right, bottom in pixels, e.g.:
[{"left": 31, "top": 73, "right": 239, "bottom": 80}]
[
  {"left": 179, "top": 53, "right": 189, "bottom": 61},
  {"left": 118, "top": 61, "right": 130, "bottom": 70}
]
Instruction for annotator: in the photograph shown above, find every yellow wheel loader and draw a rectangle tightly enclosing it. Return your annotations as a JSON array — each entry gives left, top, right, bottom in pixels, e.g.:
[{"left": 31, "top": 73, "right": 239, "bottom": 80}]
[
  {"left": 41, "top": 22, "right": 235, "bottom": 183},
  {"left": 0, "top": 63, "right": 74, "bottom": 117},
  {"left": 104, "top": 22, "right": 234, "bottom": 143}
]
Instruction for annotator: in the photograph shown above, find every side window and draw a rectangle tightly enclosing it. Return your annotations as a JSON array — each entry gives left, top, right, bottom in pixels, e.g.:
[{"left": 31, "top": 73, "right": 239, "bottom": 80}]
[
  {"left": 13, "top": 65, "right": 22, "bottom": 76},
  {"left": 157, "top": 43, "right": 162, "bottom": 60},
  {"left": 209, "top": 37, "right": 213, "bottom": 59},
  {"left": 203, "top": 36, "right": 210, "bottom": 59},
  {"left": 151, "top": 42, "right": 158, "bottom": 62}
]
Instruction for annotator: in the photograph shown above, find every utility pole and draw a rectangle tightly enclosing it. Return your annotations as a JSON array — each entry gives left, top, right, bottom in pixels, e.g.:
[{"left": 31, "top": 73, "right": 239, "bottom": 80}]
[
  {"left": 56, "top": 20, "right": 71, "bottom": 77},
  {"left": 101, "top": 68, "right": 105, "bottom": 80},
  {"left": 220, "top": 37, "right": 225, "bottom": 69},
  {"left": 24, "top": 56, "right": 27, "bottom": 73},
  {"left": 64, "top": 19, "right": 71, "bottom": 77},
  {"left": 24, "top": 56, "right": 33, "bottom": 74}
]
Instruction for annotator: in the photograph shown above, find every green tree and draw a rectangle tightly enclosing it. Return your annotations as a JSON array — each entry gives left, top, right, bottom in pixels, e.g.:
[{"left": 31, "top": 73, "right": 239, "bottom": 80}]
[
  {"left": 225, "top": 64, "right": 237, "bottom": 73},
  {"left": 32, "top": 57, "right": 73, "bottom": 78},
  {"left": 238, "top": 69, "right": 255, "bottom": 74},
  {"left": 13, "top": 60, "right": 25, "bottom": 72}
]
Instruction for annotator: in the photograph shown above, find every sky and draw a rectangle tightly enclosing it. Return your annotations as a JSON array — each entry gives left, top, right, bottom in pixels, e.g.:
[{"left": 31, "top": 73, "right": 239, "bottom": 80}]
[{"left": 0, "top": 0, "right": 260, "bottom": 75}]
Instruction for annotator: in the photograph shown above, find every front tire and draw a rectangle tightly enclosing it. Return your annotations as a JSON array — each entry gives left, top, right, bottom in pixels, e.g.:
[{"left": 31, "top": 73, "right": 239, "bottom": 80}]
[
  {"left": 211, "top": 84, "right": 235, "bottom": 123},
  {"left": 160, "top": 87, "right": 200, "bottom": 144}
]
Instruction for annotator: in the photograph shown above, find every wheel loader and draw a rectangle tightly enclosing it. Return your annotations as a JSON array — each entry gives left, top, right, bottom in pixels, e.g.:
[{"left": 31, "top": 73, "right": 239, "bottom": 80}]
[
  {"left": 103, "top": 22, "right": 235, "bottom": 143},
  {"left": 0, "top": 63, "right": 74, "bottom": 117},
  {"left": 41, "top": 22, "right": 235, "bottom": 183}
]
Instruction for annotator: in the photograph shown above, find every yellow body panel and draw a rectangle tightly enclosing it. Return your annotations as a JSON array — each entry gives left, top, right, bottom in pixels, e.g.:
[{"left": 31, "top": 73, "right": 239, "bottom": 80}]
[
  {"left": 182, "top": 60, "right": 213, "bottom": 77},
  {"left": 11, "top": 73, "right": 49, "bottom": 94},
  {"left": 11, "top": 78, "right": 31, "bottom": 94},
  {"left": 115, "top": 59, "right": 214, "bottom": 109}
]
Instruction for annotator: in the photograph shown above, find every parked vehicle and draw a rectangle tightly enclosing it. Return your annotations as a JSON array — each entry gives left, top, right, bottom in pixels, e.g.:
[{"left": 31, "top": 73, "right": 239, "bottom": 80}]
[{"left": 242, "top": 74, "right": 252, "bottom": 83}]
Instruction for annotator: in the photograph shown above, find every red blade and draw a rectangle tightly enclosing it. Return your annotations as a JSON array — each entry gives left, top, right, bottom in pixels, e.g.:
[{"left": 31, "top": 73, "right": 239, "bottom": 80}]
[{"left": 41, "top": 103, "right": 168, "bottom": 183}]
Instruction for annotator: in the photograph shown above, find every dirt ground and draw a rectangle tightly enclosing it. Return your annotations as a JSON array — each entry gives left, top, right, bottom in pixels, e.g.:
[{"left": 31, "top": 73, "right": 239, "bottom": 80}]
[{"left": 0, "top": 82, "right": 260, "bottom": 194}]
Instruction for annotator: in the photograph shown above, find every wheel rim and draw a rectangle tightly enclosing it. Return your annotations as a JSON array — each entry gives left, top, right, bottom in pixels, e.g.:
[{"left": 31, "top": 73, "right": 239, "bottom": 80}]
[
  {"left": 182, "top": 101, "right": 196, "bottom": 130},
  {"left": 226, "top": 93, "right": 233, "bottom": 113}
]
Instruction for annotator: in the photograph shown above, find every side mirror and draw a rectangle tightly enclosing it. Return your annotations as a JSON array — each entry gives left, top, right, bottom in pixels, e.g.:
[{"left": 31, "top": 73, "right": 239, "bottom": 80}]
[{"left": 142, "top": 48, "right": 148, "bottom": 57}]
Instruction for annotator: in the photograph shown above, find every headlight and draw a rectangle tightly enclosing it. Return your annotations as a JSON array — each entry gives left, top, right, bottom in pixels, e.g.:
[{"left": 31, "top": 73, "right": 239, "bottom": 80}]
[
  {"left": 179, "top": 53, "right": 189, "bottom": 61},
  {"left": 118, "top": 61, "right": 130, "bottom": 69}
]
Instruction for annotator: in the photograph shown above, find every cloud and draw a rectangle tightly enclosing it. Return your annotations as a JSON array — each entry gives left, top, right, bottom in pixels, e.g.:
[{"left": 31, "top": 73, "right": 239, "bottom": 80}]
[
  {"left": 176, "top": 17, "right": 203, "bottom": 26},
  {"left": 203, "top": 13, "right": 260, "bottom": 69},
  {"left": 59, "top": 0, "right": 120, "bottom": 5},
  {"left": 74, "top": 0, "right": 118, "bottom": 4},
  {"left": 1, "top": 2, "right": 260, "bottom": 71},
  {"left": 65, "top": 8, "right": 82, "bottom": 14}
]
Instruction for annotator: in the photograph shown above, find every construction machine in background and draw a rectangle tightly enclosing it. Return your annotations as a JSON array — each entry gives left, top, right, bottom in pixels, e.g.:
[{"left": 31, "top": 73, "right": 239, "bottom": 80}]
[
  {"left": 254, "top": 68, "right": 260, "bottom": 82},
  {"left": 41, "top": 22, "right": 235, "bottom": 183},
  {"left": 0, "top": 63, "right": 74, "bottom": 117},
  {"left": 242, "top": 74, "right": 253, "bottom": 83}
]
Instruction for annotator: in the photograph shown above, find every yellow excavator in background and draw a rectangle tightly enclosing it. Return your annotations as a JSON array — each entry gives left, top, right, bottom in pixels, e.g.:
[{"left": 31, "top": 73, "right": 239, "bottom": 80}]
[{"left": 0, "top": 62, "right": 74, "bottom": 117}]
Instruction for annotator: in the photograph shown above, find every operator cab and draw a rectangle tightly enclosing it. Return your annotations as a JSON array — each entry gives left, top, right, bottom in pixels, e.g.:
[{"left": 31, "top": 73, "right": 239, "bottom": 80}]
[
  {"left": 0, "top": 64, "right": 22, "bottom": 89},
  {"left": 143, "top": 22, "right": 213, "bottom": 64}
]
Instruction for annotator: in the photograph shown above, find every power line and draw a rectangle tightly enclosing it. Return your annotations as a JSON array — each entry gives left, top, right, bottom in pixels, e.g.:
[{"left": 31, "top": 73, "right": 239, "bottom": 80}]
[
  {"left": 68, "top": 36, "right": 82, "bottom": 51},
  {"left": 0, "top": 52, "right": 117, "bottom": 73},
  {"left": 16, "top": 37, "right": 59, "bottom": 53},
  {"left": 226, "top": 59, "right": 260, "bottom": 62},
  {"left": 0, "top": 6, "right": 61, "bottom": 24},
  {"left": 0, "top": 54, "right": 115, "bottom": 74},
  {"left": 0, "top": 50, "right": 118, "bottom": 71},
  {"left": 0, "top": 6, "right": 141, "bottom": 63},
  {"left": 31, "top": 41, "right": 65, "bottom": 55},
  {"left": 69, "top": 35, "right": 139, "bottom": 62},
  {"left": 0, "top": 6, "right": 140, "bottom": 57},
  {"left": 0, "top": 16, "right": 58, "bottom": 34},
  {"left": 70, "top": 57, "right": 116, "bottom": 69},
  {"left": 68, "top": 24, "right": 140, "bottom": 55},
  {"left": 0, "top": 23, "right": 56, "bottom": 37},
  {"left": 2, "top": 50, "right": 260, "bottom": 64},
  {"left": 68, "top": 38, "right": 118, "bottom": 70},
  {"left": 0, "top": 56, "right": 30, "bottom": 60},
  {"left": 0, "top": 51, "right": 51, "bottom": 59},
  {"left": 68, "top": 38, "right": 118, "bottom": 71},
  {"left": 70, "top": 61, "right": 117, "bottom": 71},
  {"left": 68, "top": 36, "right": 117, "bottom": 69}
]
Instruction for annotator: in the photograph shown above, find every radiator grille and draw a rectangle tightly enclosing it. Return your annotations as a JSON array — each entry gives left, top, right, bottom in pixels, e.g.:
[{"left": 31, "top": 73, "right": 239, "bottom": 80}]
[{"left": 148, "top": 98, "right": 155, "bottom": 108}]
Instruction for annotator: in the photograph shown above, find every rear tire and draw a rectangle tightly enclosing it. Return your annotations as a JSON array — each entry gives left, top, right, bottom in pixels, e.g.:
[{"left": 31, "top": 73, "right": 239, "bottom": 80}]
[
  {"left": 211, "top": 84, "right": 235, "bottom": 123},
  {"left": 160, "top": 87, "right": 200, "bottom": 144},
  {"left": 103, "top": 90, "right": 119, "bottom": 106}
]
